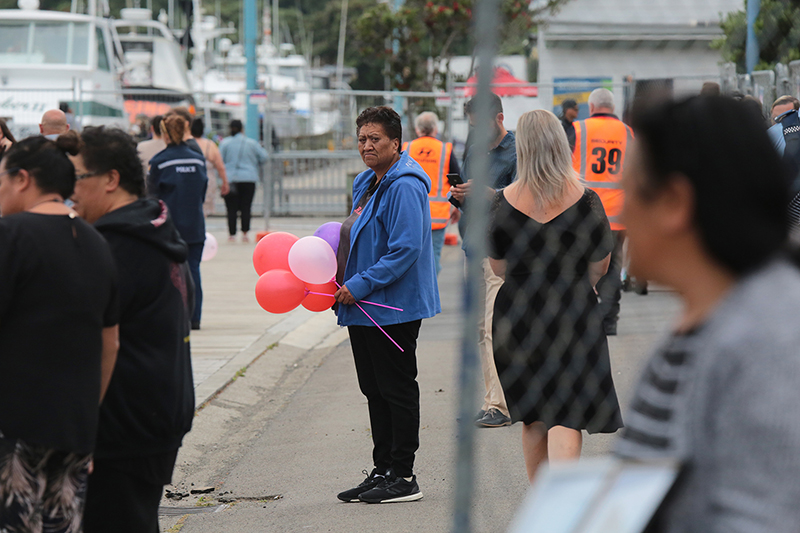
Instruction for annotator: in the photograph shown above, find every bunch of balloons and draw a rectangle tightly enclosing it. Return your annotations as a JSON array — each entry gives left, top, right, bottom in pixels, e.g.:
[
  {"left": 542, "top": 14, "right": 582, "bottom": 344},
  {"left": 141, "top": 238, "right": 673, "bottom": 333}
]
[{"left": 253, "top": 222, "right": 342, "bottom": 314}]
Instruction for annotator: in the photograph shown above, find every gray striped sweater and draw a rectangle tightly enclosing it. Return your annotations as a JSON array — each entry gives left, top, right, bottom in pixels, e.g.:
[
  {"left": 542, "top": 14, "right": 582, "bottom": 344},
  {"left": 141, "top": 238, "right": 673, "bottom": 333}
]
[{"left": 616, "top": 259, "right": 800, "bottom": 533}]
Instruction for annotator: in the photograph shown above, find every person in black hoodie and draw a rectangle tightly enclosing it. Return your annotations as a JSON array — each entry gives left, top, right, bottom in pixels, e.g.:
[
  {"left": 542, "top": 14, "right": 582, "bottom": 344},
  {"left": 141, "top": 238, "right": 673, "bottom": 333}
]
[{"left": 69, "top": 127, "right": 195, "bottom": 533}]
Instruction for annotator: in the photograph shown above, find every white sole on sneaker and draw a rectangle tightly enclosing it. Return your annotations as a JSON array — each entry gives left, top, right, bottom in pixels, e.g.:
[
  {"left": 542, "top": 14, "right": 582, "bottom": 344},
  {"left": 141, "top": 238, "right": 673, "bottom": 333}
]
[{"left": 374, "top": 491, "right": 423, "bottom": 503}]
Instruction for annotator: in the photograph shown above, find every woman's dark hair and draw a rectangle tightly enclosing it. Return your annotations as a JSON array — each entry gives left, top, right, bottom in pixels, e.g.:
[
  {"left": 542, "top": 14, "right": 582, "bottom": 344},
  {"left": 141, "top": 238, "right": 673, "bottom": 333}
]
[
  {"left": 191, "top": 118, "right": 205, "bottom": 138},
  {"left": 0, "top": 118, "right": 16, "bottom": 145},
  {"left": 1, "top": 134, "right": 78, "bottom": 199},
  {"left": 632, "top": 95, "right": 789, "bottom": 274},
  {"left": 79, "top": 126, "right": 145, "bottom": 197},
  {"left": 356, "top": 107, "right": 402, "bottom": 152},
  {"left": 230, "top": 119, "right": 243, "bottom": 135},
  {"left": 464, "top": 93, "right": 503, "bottom": 116},
  {"left": 151, "top": 115, "right": 163, "bottom": 136}
]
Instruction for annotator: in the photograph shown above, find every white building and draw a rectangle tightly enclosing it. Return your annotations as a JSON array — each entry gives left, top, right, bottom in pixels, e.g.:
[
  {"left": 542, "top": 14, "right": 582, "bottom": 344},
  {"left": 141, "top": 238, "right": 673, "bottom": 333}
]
[{"left": 537, "top": 0, "right": 744, "bottom": 117}]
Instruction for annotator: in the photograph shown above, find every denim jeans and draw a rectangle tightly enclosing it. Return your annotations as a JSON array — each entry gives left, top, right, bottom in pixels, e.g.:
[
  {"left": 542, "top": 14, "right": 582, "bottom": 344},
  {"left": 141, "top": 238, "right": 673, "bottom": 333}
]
[{"left": 431, "top": 227, "right": 446, "bottom": 276}]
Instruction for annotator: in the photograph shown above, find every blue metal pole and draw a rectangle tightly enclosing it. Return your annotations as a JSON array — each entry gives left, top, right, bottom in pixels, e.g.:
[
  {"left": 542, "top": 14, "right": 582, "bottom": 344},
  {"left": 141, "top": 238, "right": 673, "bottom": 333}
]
[
  {"left": 244, "top": 0, "right": 259, "bottom": 140},
  {"left": 746, "top": 0, "right": 761, "bottom": 74},
  {"left": 392, "top": 0, "right": 404, "bottom": 129}
]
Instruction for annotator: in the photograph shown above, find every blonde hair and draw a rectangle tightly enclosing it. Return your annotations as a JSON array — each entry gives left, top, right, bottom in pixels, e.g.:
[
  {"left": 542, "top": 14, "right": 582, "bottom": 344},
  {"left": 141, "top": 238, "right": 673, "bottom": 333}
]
[
  {"left": 161, "top": 115, "right": 185, "bottom": 145},
  {"left": 515, "top": 109, "right": 580, "bottom": 208}
]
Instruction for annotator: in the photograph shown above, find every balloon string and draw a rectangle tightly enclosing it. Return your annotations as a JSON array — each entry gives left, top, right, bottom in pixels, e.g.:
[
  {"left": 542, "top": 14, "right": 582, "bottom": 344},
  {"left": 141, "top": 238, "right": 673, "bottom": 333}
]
[
  {"left": 306, "top": 291, "right": 404, "bottom": 312},
  {"left": 331, "top": 280, "right": 405, "bottom": 353}
]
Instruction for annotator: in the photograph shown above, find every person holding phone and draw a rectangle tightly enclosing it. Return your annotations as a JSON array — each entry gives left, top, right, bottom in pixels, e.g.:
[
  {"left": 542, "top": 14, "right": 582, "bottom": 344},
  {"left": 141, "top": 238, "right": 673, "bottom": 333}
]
[{"left": 450, "top": 93, "right": 518, "bottom": 429}]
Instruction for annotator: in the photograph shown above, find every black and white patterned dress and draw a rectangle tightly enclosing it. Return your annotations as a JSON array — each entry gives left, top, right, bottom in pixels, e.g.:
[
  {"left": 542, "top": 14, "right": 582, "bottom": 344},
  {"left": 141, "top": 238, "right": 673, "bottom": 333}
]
[{"left": 489, "top": 188, "right": 623, "bottom": 433}]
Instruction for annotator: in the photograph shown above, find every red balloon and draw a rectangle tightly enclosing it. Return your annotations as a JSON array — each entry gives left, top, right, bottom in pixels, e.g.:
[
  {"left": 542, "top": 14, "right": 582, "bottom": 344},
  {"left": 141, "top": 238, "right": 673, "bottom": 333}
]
[
  {"left": 253, "top": 232, "right": 299, "bottom": 276},
  {"left": 255, "top": 270, "right": 306, "bottom": 314},
  {"left": 302, "top": 281, "right": 337, "bottom": 312}
]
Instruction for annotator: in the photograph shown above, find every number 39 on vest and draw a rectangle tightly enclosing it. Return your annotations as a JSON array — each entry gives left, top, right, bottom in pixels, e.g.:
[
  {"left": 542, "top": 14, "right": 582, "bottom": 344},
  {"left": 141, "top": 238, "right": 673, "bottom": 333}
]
[
  {"left": 403, "top": 137, "right": 453, "bottom": 230},
  {"left": 572, "top": 116, "right": 634, "bottom": 231}
]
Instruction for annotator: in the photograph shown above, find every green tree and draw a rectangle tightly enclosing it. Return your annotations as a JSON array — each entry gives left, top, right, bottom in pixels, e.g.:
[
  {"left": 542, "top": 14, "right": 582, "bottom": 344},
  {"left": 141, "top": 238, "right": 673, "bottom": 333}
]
[
  {"left": 715, "top": 0, "right": 800, "bottom": 72},
  {"left": 354, "top": 0, "right": 567, "bottom": 91}
]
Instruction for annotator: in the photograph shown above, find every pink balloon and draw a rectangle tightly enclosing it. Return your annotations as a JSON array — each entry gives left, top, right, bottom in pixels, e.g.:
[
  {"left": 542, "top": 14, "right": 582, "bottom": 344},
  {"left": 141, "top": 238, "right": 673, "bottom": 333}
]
[
  {"left": 252, "top": 232, "right": 299, "bottom": 275},
  {"left": 288, "top": 236, "right": 338, "bottom": 284},
  {"left": 255, "top": 269, "right": 306, "bottom": 314},
  {"left": 201, "top": 233, "right": 218, "bottom": 261},
  {"left": 302, "top": 281, "right": 337, "bottom": 312}
]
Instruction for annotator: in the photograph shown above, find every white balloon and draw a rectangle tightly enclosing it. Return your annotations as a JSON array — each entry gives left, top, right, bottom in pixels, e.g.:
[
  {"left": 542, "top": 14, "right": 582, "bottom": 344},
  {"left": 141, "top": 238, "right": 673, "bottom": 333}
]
[
  {"left": 201, "top": 232, "right": 218, "bottom": 261},
  {"left": 287, "top": 236, "right": 338, "bottom": 284}
]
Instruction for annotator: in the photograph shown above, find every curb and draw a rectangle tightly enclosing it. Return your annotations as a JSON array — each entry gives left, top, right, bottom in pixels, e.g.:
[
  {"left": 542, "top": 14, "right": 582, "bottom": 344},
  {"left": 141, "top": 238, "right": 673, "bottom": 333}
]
[{"left": 193, "top": 310, "right": 347, "bottom": 409}]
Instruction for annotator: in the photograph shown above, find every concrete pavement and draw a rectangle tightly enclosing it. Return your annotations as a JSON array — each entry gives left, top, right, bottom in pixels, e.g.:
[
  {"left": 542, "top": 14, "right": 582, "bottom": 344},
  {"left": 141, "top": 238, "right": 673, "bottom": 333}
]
[
  {"left": 190, "top": 216, "right": 347, "bottom": 408},
  {"left": 157, "top": 222, "right": 680, "bottom": 533}
]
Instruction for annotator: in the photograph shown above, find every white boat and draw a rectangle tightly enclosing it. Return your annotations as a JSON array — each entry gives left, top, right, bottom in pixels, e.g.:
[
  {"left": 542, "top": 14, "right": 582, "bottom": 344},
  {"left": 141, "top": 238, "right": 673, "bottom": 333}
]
[
  {"left": 0, "top": 0, "right": 128, "bottom": 137},
  {"left": 114, "top": 7, "right": 194, "bottom": 125}
]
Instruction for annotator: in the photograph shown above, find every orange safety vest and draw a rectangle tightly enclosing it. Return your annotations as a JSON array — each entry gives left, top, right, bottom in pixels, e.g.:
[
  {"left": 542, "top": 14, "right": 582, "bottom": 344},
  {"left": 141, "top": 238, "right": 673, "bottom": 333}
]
[
  {"left": 572, "top": 115, "right": 634, "bottom": 231},
  {"left": 403, "top": 137, "right": 452, "bottom": 230}
]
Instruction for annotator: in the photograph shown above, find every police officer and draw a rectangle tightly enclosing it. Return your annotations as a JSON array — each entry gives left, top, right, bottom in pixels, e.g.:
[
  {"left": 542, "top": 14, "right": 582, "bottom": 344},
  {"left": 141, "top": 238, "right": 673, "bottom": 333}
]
[
  {"left": 572, "top": 88, "right": 633, "bottom": 335},
  {"left": 403, "top": 112, "right": 460, "bottom": 275},
  {"left": 768, "top": 95, "right": 800, "bottom": 229}
]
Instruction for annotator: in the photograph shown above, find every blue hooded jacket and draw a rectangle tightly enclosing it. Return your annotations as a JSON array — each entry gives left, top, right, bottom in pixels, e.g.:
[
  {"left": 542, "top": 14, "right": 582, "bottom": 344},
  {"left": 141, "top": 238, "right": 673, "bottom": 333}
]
[{"left": 338, "top": 151, "right": 441, "bottom": 327}]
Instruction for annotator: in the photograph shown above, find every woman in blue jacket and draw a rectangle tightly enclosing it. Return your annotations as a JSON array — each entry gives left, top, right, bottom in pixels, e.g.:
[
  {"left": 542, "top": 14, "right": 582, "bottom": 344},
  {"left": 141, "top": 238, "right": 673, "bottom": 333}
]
[
  {"left": 334, "top": 106, "right": 440, "bottom": 504},
  {"left": 148, "top": 114, "right": 208, "bottom": 329}
]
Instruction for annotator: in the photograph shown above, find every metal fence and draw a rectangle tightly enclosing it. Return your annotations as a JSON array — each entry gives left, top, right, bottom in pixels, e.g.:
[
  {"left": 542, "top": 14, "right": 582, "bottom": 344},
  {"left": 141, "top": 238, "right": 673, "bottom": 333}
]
[{"left": 266, "top": 150, "right": 363, "bottom": 217}]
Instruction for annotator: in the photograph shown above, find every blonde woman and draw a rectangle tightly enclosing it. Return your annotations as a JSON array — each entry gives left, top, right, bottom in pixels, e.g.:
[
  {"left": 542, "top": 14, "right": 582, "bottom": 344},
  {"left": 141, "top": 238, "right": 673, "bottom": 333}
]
[{"left": 488, "top": 109, "right": 623, "bottom": 483}]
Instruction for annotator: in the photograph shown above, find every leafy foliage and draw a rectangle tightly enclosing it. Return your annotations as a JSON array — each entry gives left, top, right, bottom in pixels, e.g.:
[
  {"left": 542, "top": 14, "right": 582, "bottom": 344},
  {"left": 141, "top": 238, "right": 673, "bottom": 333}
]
[{"left": 715, "top": 0, "right": 800, "bottom": 72}]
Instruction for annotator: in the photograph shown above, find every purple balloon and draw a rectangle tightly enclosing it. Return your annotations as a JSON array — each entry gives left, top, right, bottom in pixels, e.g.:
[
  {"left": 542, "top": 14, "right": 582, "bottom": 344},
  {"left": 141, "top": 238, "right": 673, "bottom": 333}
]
[{"left": 313, "top": 221, "right": 342, "bottom": 255}]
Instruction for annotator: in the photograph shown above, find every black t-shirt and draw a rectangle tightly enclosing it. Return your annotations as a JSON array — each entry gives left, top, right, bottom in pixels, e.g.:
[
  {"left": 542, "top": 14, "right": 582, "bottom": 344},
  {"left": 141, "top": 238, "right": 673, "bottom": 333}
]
[{"left": 0, "top": 212, "right": 119, "bottom": 454}]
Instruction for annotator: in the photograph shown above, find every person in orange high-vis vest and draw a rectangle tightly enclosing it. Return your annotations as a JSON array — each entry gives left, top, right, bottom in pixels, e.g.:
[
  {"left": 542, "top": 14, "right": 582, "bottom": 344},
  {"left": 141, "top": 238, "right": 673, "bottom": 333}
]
[
  {"left": 403, "top": 112, "right": 460, "bottom": 275},
  {"left": 572, "top": 88, "right": 633, "bottom": 336}
]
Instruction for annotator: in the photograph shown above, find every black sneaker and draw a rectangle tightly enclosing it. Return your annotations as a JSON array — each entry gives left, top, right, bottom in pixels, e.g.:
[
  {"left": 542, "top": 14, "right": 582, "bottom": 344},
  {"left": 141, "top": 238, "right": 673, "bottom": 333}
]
[
  {"left": 359, "top": 474, "right": 423, "bottom": 503},
  {"left": 604, "top": 320, "right": 618, "bottom": 336},
  {"left": 475, "top": 408, "right": 511, "bottom": 428},
  {"left": 633, "top": 280, "right": 649, "bottom": 295},
  {"left": 337, "top": 469, "right": 388, "bottom": 502}
]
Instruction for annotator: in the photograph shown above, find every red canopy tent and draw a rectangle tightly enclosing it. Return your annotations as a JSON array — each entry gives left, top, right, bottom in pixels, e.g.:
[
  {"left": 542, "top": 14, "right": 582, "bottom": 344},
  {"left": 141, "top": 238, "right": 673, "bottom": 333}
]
[{"left": 460, "top": 67, "right": 538, "bottom": 97}]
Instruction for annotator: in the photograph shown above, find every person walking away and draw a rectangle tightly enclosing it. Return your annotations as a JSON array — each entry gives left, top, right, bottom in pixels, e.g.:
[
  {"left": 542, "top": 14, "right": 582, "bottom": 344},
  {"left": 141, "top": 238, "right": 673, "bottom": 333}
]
[
  {"left": 137, "top": 115, "right": 167, "bottom": 175},
  {"left": 489, "top": 110, "right": 623, "bottom": 483},
  {"left": 767, "top": 95, "right": 799, "bottom": 157},
  {"left": 560, "top": 99, "right": 579, "bottom": 151},
  {"left": 165, "top": 107, "right": 204, "bottom": 156},
  {"left": 39, "top": 109, "right": 70, "bottom": 140},
  {"left": 0, "top": 135, "right": 119, "bottom": 533},
  {"left": 191, "top": 118, "right": 230, "bottom": 215},
  {"left": 616, "top": 95, "right": 800, "bottom": 533},
  {"left": 572, "top": 88, "right": 634, "bottom": 336},
  {"left": 69, "top": 126, "right": 195, "bottom": 533},
  {"left": 402, "top": 111, "right": 461, "bottom": 275},
  {"left": 148, "top": 115, "right": 208, "bottom": 330},
  {"left": 450, "top": 93, "right": 516, "bottom": 428},
  {"left": 335, "top": 107, "right": 440, "bottom": 504},
  {"left": 219, "top": 119, "right": 268, "bottom": 242},
  {"left": 766, "top": 96, "right": 800, "bottom": 230}
]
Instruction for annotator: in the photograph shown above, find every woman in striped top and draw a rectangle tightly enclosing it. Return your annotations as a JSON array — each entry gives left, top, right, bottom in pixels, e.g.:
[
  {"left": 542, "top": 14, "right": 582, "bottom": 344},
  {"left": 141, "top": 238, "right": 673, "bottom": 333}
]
[{"left": 616, "top": 96, "right": 800, "bottom": 532}]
